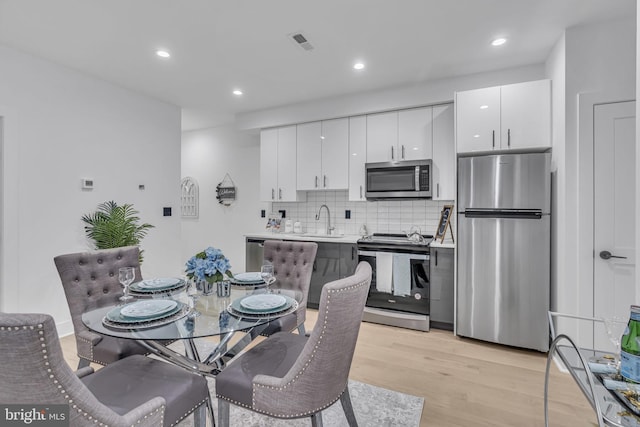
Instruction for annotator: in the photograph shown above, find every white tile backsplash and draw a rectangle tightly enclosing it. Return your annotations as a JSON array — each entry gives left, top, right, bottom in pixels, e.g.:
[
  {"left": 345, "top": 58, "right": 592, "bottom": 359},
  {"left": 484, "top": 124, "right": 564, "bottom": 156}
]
[{"left": 271, "top": 190, "right": 454, "bottom": 237}]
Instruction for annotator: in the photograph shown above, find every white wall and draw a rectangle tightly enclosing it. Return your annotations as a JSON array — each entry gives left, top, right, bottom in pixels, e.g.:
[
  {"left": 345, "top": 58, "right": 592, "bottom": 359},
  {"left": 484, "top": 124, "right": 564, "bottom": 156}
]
[
  {"left": 548, "top": 17, "right": 636, "bottom": 344},
  {"left": 181, "top": 124, "right": 266, "bottom": 272},
  {"left": 545, "top": 33, "right": 567, "bottom": 330},
  {"left": 0, "top": 44, "right": 182, "bottom": 335},
  {"left": 236, "top": 64, "right": 545, "bottom": 130}
]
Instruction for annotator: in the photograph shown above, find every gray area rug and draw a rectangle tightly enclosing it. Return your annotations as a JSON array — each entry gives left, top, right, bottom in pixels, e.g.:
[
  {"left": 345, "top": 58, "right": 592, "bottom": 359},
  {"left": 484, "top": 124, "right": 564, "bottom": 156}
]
[{"left": 178, "top": 378, "right": 424, "bottom": 426}]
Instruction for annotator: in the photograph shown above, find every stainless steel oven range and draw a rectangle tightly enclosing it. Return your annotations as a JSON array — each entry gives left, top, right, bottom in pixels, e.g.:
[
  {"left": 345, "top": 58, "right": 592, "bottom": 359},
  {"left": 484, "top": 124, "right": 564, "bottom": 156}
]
[{"left": 357, "top": 233, "right": 432, "bottom": 331}]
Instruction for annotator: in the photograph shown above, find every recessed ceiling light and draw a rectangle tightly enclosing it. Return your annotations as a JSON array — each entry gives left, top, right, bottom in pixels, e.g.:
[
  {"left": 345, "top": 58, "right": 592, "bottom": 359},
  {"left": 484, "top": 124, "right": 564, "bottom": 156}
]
[
  {"left": 473, "top": 134, "right": 480, "bottom": 138},
  {"left": 156, "top": 50, "right": 171, "bottom": 58},
  {"left": 353, "top": 62, "right": 365, "bottom": 70},
  {"left": 233, "top": 89, "right": 243, "bottom": 96},
  {"left": 491, "top": 38, "right": 507, "bottom": 46},
  {"left": 480, "top": 105, "right": 489, "bottom": 109}
]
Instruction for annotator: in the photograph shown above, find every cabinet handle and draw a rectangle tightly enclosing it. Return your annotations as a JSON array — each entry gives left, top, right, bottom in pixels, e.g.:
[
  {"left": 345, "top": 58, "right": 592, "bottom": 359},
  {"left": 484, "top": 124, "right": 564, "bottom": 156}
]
[
  {"left": 401, "top": 145, "right": 405, "bottom": 159},
  {"left": 391, "top": 146, "right": 395, "bottom": 160},
  {"left": 323, "top": 175, "right": 327, "bottom": 188},
  {"left": 492, "top": 130, "right": 495, "bottom": 148},
  {"left": 508, "top": 128, "right": 511, "bottom": 147},
  {"left": 271, "top": 188, "right": 275, "bottom": 200},
  {"left": 435, "top": 250, "right": 438, "bottom": 266},
  {"left": 437, "top": 183, "right": 440, "bottom": 198},
  {"left": 360, "top": 185, "right": 363, "bottom": 199},
  {"left": 278, "top": 188, "right": 282, "bottom": 200},
  {"left": 351, "top": 246, "right": 355, "bottom": 260},
  {"left": 315, "top": 176, "right": 318, "bottom": 188}
]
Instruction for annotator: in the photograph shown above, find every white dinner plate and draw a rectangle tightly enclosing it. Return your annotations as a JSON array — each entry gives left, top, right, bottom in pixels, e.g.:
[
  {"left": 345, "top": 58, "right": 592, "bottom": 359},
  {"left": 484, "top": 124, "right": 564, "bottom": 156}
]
[
  {"left": 240, "top": 294, "right": 287, "bottom": 311},
  {"left": 120, "top": 300, "right": 178, "bottom": 318},
  {"left": 136, "top": 277, "right": 183, "bottom": 290},
  {"left": 231, "top": 272, "right": 264, "bottom": 283}
]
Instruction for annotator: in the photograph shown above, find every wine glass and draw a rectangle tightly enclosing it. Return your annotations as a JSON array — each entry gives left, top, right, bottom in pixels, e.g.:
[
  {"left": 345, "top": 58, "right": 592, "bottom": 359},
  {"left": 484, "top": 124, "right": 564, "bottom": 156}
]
[
  {"left": 118, "top": 267, "right": 135, "bottom": 302},
  {"left": 604, "top": 316, "right": 627, "bottom": 365},
  {"left": 260, "top": 264, "right": 276, "bottom": 287},
  {"left": 187, "top": 278, "right": 201, "bottom": 317}
]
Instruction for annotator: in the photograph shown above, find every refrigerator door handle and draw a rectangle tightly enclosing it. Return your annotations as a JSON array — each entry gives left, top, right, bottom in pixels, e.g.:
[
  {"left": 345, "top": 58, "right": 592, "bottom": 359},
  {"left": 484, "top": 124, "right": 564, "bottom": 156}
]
[{"left": 463, "top": 209, "right": 543, "bottom": 219}]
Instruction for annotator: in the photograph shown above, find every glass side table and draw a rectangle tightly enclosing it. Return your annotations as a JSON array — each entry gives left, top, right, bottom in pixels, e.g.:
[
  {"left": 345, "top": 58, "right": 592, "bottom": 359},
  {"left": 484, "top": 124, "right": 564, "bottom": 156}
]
[{"left": 545, "top": 312, "right": 640, "bottom": 427}]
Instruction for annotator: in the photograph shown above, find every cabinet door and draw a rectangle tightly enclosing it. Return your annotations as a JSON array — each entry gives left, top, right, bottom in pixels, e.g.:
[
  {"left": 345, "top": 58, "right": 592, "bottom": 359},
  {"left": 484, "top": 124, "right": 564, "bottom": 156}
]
[
  {"left": 501, "top": 79, "right": 551, "bottom": 150},
  {"left": 307, "top": 243, "right": 341, "bottom": 309},
  {"left": 366, "top": 111, "right": 398, "bottom": 162},
  {"left": 456, "top": 86, "right": 500, "bottom": 153},
  {"left": 430, "top": 247, "right": 454, "bottom": 327},
  {"left": 260, "top": 128, "right": 278, "bottom": 201},
  {"left": 348, "top": 116, "right": 367, "bottom": 201},
  {"left": 339, "top": 244, "right": 358, "bottom": 278},
  {"left": 276, "top": 126, "right": 298, "bottom": 201},
  {"left": 398, "top": 107, "right": 433, "bottom": 160},
  {"left": 321, "top": 118, "right": 349, "bottom": 190},
  {"left": 296, "top": 122, "right": 322, "bottom": 190},
  {"left": 432, "top": 104, "right": 455, "bottom": 200}
]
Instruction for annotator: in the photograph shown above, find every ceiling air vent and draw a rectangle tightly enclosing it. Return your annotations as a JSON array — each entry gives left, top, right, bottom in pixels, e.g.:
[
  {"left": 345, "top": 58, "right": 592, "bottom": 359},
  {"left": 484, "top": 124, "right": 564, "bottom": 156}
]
[{"left": 288, "top": 32, "right": 314, "bottom": 51}]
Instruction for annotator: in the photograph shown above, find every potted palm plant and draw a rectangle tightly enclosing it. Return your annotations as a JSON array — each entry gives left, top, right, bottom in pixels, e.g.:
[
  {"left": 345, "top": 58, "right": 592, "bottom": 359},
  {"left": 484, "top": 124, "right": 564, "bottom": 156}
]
[{"left": 82, "top": 201, "right": 154, "bottom": 262}]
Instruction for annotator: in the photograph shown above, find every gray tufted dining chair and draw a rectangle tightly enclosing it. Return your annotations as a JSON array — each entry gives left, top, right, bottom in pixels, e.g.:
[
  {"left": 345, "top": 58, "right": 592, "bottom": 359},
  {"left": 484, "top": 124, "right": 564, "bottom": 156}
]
[
  {"left": 54, "top": 246, "right": 151, "bottom": 368},
  {"left": 261, "top": 239, "right": 318, "bottom": 336},
  {"left": 215, "top": 261, "right": 372, "bottom": 427},
  {"left": 0, "top": 312, "right": 213, "bottom": 427}
]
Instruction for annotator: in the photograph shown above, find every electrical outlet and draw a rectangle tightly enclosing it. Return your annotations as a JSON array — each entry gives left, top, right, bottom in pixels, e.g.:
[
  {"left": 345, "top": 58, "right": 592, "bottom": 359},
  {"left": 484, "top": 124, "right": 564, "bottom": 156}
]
[
  {"left": 163, "top": 207, "right": 172, "bottom": 217},
  {"left": 261, "top": 210, "right": 266, "bottom": 218},
  {"left": 279, "top": 210, "right": 286, "bottom": 218},
  {"left": 345, "top": 210, "right": 351, "bottom": 219}
]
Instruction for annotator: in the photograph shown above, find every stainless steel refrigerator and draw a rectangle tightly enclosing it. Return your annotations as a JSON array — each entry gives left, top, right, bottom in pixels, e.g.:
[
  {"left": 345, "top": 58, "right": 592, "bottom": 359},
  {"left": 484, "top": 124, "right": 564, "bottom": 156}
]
[{"left": 457, "top": 152, "right": 551, "bottom": 352}]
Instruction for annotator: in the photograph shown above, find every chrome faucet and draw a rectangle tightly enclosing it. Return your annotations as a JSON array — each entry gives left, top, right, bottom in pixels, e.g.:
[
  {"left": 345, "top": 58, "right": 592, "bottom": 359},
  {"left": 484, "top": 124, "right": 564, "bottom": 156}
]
[{"left": 315, "top": 204, "right": 335, "bottom": 235}]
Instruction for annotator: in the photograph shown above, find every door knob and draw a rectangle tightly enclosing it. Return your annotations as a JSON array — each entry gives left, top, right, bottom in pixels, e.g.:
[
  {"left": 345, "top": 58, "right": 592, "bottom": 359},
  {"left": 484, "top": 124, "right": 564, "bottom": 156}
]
[{"left": 599, "top": 250, "right": 627, "bottom": 260}]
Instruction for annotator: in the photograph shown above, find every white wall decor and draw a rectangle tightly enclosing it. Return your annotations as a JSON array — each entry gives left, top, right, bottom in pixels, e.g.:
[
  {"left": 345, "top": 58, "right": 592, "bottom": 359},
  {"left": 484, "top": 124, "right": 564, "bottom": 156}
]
[{"left": 181, "top": 177, "right": 199, "bottom": 218}]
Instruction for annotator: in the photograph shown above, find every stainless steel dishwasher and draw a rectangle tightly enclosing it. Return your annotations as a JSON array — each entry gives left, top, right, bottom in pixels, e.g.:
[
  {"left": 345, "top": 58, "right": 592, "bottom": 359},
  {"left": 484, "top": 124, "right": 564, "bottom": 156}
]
[{"left": 245, "top": 237, "right": 266, "bottom": 272}]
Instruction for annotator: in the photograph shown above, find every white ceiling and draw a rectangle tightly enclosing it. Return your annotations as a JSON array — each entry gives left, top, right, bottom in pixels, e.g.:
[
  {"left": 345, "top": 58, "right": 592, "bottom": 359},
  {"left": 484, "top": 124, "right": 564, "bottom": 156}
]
[{"left": 0, "top": 0, "right": 634, "bottom": 131}]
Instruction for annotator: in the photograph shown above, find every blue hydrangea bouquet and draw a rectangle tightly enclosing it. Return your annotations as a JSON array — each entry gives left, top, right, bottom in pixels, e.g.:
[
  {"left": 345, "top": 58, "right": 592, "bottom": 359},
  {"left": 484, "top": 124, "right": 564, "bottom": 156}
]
[{"left": 185, "top": 246, "right": 233, "bottom": 284}]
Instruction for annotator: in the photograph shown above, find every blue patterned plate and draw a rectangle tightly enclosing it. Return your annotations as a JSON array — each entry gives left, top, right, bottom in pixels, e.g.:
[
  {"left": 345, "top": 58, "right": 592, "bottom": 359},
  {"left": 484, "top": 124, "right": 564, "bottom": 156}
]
[
  {"left": 229, "top": 272, "right": 264, "bottom": 285},
  {"left": 230, "top": 294, "right": 293, "bottom": 314},
  {"left": 105, "top": 301, "right": 183, "bottom": 323}
]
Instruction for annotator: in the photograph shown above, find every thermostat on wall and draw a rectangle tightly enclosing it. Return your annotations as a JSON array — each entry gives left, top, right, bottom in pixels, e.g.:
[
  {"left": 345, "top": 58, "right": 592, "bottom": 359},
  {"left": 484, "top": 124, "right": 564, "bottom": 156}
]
[{"left": 81, "top": 178, "right": 94, "bottom": 190}]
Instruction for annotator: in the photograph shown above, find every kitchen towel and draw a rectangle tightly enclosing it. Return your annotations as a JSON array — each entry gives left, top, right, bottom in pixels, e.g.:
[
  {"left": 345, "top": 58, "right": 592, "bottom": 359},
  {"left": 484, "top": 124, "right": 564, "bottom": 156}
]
[
  {"left": 392, "top": 254, "right": 412, "bottom": 296},
  {"left": 375, "top": 252, "right": 393, "bottom": 294}
]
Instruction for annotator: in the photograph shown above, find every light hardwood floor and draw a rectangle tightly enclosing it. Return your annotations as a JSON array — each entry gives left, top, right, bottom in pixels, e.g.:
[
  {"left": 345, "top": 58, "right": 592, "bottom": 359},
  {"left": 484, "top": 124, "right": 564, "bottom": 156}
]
[{"left": 59, "top": 310, "right": 596, "bottom": 426}]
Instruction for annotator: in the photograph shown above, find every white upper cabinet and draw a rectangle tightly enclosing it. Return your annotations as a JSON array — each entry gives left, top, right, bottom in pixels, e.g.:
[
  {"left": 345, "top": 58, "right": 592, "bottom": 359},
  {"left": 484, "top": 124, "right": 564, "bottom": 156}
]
[
  {"left": 500, "top": 80, "right": 551, "bottom": 150},
  {"left": 348, "top": 116, "right": 367, "bottom": 201},
  {"left": 432, "top": 103, "right": 455, "bottom": 200},
  {"left": 320, "top": 118, "right": 349, "bottom": 190},
  {"left": 456, "top": 86, "right": 501, "bottom": 152},
  {"left": 260, "top": 128, "right": 278, "bottom": 201},
  {"left": 366, "top": 111, "right": 398, "bottom": 163},
  {"left": 456, "top": 79, "right": 551, "bottom": 154},
  {"left": 296, "top": 122, "right": 322, "bottom": 190},
  {"left": 296, "top": 118, "right": 348, "bottom": 191},
  {"left": 260, "top": 125, "right": 303, "bottom": 202},
  {"left": 398, "top": 107, "right": 433, "bottom": 160}
]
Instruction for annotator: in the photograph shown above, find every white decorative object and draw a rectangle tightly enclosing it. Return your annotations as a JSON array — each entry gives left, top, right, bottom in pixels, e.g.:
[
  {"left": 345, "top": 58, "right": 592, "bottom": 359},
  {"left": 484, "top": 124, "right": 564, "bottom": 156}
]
[{"left": 181, "top": 177, "right": 199, "bottom": 218}]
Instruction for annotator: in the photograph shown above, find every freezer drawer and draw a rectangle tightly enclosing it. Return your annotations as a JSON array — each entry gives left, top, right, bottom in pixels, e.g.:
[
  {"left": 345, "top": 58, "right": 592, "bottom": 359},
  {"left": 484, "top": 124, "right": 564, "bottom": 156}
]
[{"left": 456, "top": 214, "right": 550, "bottom": 351}]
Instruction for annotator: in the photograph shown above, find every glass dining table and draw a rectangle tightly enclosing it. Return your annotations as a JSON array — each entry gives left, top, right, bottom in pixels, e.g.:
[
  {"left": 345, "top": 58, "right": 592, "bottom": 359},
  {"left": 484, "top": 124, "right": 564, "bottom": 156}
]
[{"left": 81, "top": 280, "right": 302, "bottom": 377}]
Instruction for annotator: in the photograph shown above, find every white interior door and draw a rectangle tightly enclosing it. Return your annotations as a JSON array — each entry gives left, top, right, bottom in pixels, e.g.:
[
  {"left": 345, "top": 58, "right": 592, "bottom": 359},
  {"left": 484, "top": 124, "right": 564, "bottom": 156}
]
[{"left": 593, "top": 101, "right": 636, "bottom": 351}]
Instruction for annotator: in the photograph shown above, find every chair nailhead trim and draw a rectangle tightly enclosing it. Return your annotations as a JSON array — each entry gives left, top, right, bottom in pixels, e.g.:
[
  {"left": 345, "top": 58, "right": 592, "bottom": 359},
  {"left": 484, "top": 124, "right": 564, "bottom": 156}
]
[
  {"left": 249, "top": 277, "right": 369, "bottom": 418},
  {"left": 3, "top": 320, "right": 165, "bottom": 426},
  {"left": 168, "top": 397, "right": 207, "bottom": 427}
]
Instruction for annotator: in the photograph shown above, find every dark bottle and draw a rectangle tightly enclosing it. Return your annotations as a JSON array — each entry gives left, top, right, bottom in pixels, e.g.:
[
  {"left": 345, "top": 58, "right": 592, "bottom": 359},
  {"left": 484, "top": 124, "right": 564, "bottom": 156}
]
[{"left": 620, "top": 305, "right": 640, "bottom": 382}]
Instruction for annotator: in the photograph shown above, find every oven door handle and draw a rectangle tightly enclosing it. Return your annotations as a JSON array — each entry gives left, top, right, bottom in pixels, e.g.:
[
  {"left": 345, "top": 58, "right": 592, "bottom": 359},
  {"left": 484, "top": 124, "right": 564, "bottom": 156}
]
[{"left": 358, "top": 250, "right": 429, "bottom": 261}]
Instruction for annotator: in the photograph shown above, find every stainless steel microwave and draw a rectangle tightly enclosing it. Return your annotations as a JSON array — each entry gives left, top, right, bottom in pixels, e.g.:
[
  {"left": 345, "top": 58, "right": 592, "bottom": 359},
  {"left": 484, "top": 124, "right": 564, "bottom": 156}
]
[{"left": 365, "top": 159, "right": 432, "bottom": 199}]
